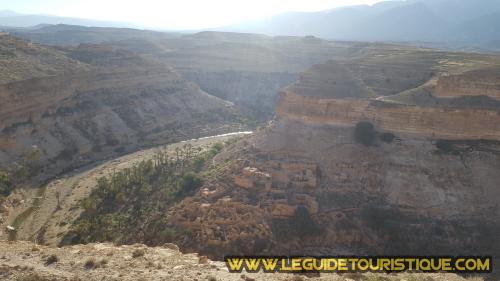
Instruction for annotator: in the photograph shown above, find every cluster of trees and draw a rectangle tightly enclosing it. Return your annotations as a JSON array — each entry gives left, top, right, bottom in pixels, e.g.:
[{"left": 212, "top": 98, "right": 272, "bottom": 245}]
[{"left": 68, "top": 143, "right": 223, "bottom": 245}]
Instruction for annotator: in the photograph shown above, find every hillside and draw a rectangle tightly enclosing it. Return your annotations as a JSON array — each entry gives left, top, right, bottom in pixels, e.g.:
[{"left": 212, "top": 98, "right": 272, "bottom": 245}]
[
  {"left": 0, "top": 33, "right": 87, "bottom": 84},
  {"left": 132, "top": 53, "right": 500, "bottom": 277},
  {"left": 0, "top": 35, "right": 241, "bottom": 186}
]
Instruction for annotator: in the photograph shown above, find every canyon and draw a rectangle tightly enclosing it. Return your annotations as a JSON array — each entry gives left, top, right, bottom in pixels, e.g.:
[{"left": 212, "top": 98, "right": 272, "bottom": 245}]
[
  {"left": 1, "top": 26, "right": 500, "bottom": 280},
  {"left": 153, "top": 46, "right": 500, "bottom": 280}
]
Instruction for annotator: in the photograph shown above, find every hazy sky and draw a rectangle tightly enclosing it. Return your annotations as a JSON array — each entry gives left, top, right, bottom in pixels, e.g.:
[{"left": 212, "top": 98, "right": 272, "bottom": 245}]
[{"left": 1, "top": 0, "right": 385, "bottom": 29}]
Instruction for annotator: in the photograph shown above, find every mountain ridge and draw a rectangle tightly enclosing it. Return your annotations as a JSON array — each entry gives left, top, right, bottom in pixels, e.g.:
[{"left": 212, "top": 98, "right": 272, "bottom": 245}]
[{"left": 221, "top": 0, "right": 500, "bottom": 51}]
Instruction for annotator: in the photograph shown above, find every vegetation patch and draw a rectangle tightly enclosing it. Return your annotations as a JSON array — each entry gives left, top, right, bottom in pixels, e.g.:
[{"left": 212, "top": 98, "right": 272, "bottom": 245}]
[
  {"left": 65, "top": 143, "right": 225, "bottom": 246},
  {"left": 44, "top": 254, "right": 59, "bottom": 266}
]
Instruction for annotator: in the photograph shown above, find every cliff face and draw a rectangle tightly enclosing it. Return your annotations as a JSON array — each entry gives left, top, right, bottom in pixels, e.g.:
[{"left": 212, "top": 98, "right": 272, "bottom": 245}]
[
  {"left": 276, "top": 59, "right": 500, "bottom": 141},
  {"left": 0, "top": 38, "right": 239, "bottom": 181},
  {"left": 436, "top": 68, "right": 500, "bottom": 100},
  {"left": 276, "top": 91, "right": 500, "bottom": 140}
]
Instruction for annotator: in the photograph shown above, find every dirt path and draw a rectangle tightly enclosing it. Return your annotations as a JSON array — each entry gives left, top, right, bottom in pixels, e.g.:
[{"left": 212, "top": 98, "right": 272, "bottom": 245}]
[{"left": 0, "top": 132, "right": 252, "bottom": 246}]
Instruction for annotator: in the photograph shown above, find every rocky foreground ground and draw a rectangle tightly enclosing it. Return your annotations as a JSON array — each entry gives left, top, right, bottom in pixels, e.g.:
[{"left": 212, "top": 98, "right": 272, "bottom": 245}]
[{"left": 0, "top": 241, "right": 483, "bottom": 281}]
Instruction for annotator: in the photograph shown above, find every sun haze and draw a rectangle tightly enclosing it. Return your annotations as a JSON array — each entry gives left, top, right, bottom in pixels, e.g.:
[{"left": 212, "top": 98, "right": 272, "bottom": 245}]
[{"left": 2, "top": 0, "right": 384, "bottom": 29}]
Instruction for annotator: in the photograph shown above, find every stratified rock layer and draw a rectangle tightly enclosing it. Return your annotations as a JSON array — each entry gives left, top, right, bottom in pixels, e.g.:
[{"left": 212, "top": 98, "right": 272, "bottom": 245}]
[{"left": 0, "top": 36, "right": 239, "bottom": 181}]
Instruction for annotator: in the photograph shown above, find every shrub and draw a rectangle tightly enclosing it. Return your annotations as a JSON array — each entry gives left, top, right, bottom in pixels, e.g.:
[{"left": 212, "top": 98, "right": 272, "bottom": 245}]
[
  {"left": 84, "top": 258, "right": 96, "bottom": 269},
  {"left": 354, "top": 122, "right": 376, "bottom": 146},
  {"left": 132, "top": 248, "right": 145, "bottom": 258},
  {"left": 209, "top": 143, "right": 223, "bottom": 155},
  {"left": 44, "top": 254, "right": 58, "bottom": 266},
  {"left": 178, "top": 172, "right": 204, "bottom": 195},
  {"left": 193, "top": 155, "right": 207, "bottom": 170}
]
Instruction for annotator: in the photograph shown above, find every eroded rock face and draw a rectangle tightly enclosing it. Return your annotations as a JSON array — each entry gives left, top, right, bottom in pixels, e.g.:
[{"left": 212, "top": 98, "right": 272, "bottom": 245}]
[
  {"left": 276, "top": 91, "right": 500, "bottom": 140},
  {"left": 0, "top": 38, "right": 240, "bottom": 181},
  {"left": 276, "top": 60, "right": 500, "bottom": 141},
  {"left": 436, "top": 68, "right": 500, "bottom": 100},
  {"left": 253, "top": 120, "right": 500, "bottom": 256}
]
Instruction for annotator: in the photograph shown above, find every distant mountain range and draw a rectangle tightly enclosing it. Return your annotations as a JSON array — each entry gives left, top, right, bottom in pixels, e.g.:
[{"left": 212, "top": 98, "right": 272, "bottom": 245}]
[
  {"left": 221, "top": 0, "right": 500, "bottom": 51},
  {"left": 0, "top": 10, "right": 127, "bottom": 28}
]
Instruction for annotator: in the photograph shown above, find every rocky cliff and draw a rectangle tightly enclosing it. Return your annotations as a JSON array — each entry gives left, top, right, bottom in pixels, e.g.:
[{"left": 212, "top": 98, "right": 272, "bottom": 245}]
[
  {"left": 0, "top": 37, "right": 240, "bottom": 182},
  {"left": 276, "top": 60, "right": 500, "bottom": 141},
  {"left": 436, "top": 67, "right": 500, "bottom": 100},
  {"left": 276, "top": 91, "right": 500, "bottom": 140}
]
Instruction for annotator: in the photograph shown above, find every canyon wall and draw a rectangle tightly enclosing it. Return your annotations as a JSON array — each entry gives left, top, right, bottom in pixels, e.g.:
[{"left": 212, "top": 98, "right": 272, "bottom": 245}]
[
  {"left": 0, "top": 64, "right": 239, "bottom": 181},
  {"left": 436, "top": 68, "right": 500, "bottom": 100},
  {"left": 181, "top": 70, "right": 297, "bottom": 121},
  {"left": 277, "top": 91, "right": 500, "bottom": 141}
]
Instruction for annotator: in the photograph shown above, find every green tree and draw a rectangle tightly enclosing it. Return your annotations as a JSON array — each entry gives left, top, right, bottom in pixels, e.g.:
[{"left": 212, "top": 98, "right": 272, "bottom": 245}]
[{"left": 178, "top": 172, "right": 204, "bottom": 195}]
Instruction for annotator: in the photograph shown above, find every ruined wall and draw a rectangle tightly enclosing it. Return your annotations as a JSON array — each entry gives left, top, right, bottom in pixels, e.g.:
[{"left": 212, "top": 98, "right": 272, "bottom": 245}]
[{"left": 276, "top": 91, "right": 500, "bottom": 140}]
